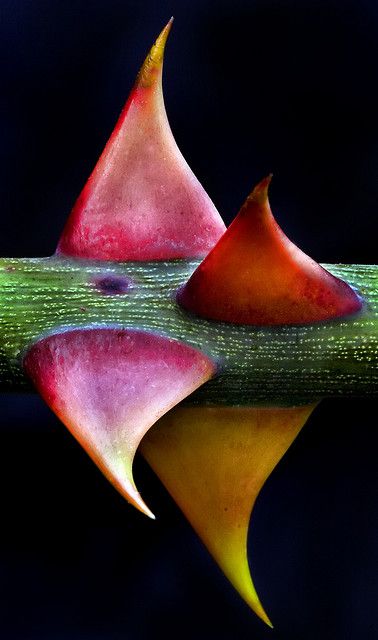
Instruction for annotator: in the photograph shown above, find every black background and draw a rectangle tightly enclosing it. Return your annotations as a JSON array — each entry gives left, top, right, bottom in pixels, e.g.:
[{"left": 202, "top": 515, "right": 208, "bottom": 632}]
[{"left": 0, "top": 1, "right": 377, "bottom": 639}]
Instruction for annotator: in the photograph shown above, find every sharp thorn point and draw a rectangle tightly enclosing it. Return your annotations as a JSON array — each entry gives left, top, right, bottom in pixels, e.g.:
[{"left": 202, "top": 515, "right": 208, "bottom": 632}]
[
  {"left": 118, "top": 475, "right": 156, "bottom": 520},
  {"left": 248, "top": 174, "right": 273, "bottom": 204},
  {"left": 135, "top": 22, "right": 172, "bottom": 90}
]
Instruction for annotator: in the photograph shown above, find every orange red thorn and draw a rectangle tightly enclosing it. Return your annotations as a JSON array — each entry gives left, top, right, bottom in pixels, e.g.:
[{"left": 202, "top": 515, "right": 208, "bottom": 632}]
[{"left": 178, "top": 176, "right": 362, "bottom": 325}]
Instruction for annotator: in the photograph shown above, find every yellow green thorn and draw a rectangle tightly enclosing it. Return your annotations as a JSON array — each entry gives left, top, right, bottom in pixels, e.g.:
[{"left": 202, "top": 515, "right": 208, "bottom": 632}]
[
  {"left": 219, "top": 545, "right": 273, "bottom": 627},
  {"left": 137, "top": 18, "right": 174, "bottom": 89}
]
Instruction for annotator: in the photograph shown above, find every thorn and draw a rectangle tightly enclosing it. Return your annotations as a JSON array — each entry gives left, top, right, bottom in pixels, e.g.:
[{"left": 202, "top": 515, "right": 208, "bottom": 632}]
[
  {"left": 24, "top": 329, "right": 215, "bottom": 517},
  {"left": 137, "top": 18, "right": 174, "bottom": 89},
  {"left": 245, "top": 173, "right": 273, "bottom": 206},
  {"left": 142, "top": 404, "right": 317, "bottom": 625},
  {"left": 178, "top": 176, "right": 362, "bottom": 325},
  {"left": 122, "top": 480, "right": 156, "bottom": 520},
  {"left": 56, "top": 20, "right": 225, "bottom": 261}
]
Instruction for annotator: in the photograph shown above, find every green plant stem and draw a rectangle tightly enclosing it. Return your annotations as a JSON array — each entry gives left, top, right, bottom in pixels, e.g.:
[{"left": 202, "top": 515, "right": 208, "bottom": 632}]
[{"left": 0, "top": 257, "right": 377, "bottom": 405}]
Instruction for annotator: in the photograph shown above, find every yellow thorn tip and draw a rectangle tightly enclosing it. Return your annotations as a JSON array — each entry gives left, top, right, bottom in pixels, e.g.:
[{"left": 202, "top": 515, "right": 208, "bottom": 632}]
[
  {"left": 142, "top": 405, "right": 316, "bottom": 625},
  {"left": 223, "top": 552, "right": 273, "bottom": 626},
  {"left": 137, "top": 19, "right": 173, "bottom": 88}
]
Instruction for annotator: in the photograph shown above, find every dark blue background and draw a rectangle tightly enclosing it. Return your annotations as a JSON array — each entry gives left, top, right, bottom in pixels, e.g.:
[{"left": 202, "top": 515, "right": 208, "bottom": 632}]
[{"left": 0, "top": 1, "right": 377, "bottom": 639}]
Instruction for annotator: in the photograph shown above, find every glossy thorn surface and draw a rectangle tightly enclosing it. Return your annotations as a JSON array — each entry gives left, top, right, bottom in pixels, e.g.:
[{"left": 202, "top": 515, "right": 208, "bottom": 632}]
[
  {"left": 142, "top": 403, "right": 316, "bottom": 626},
  {"left": 178, "top": 176, "right": 362, "bottom": 325},
  {"left": 56, "top": 20, "right": 225, "bottom": 261},
  {"left": 24, "top": 328, "right": 215, "bottom": 518}
]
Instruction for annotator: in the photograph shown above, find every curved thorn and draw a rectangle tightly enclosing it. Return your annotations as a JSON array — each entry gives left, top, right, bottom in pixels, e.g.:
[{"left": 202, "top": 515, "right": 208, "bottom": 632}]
[
  {"left": 56, "top": 20, "right": 225, "bottom": 261},
  {"left": 178, "top": 176, "right": 362, "bottom": 325},
  {"left": 23, "top": 328, "right": 215, "bottom": 517},
  {"left": 141, "top": 404, "right": 317, "bottom": 624},
  {"left": 137, "top": 17, "right": 174, "bottom": 89}
]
